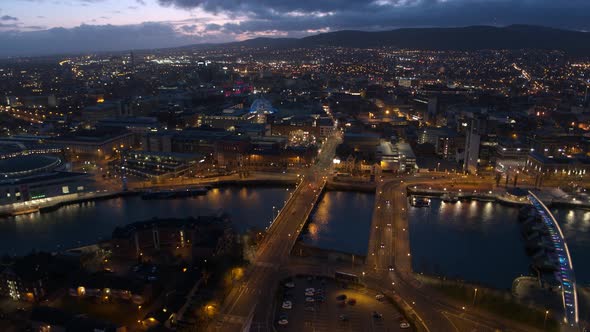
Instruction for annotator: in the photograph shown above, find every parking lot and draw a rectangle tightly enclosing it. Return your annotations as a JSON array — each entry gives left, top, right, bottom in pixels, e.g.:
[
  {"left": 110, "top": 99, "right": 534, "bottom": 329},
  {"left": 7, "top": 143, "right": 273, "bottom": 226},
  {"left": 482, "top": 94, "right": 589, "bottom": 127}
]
[{"left": 274, "top": 275, "right": 409, "bottom": 332}]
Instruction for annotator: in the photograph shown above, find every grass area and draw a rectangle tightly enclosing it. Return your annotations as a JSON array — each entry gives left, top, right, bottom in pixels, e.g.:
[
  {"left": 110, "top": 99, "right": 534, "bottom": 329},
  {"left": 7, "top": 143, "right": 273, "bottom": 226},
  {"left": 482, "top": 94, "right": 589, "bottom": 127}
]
[{"left": 434, "top": 283, "right": 559, "bottom": 332}]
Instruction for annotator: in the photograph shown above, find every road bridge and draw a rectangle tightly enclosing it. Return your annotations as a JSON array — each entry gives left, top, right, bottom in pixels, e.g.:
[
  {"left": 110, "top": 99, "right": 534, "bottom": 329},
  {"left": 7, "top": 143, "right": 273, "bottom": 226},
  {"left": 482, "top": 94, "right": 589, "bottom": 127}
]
[{"left": 210, "top": 134, "right": 340, "bottom": 332}]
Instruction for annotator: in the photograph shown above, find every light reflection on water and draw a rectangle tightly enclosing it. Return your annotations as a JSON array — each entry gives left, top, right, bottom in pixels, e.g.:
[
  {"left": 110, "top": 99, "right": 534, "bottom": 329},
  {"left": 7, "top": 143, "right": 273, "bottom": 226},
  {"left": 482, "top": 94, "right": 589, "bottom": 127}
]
[
  {"left": 550, "top": 208, "right": 590, "bottom": 285},
  {"left": 0, "top": 186, "right": 291, "bottom": 256},
  {"left": 302, "top": 191, "right": 374, "bottom": 256},
  {"left": 408, "top": 199, "right": 530, "bottom": 290},
  {"left": 409, "top": 200, "right": 590, "bottom": 289}
]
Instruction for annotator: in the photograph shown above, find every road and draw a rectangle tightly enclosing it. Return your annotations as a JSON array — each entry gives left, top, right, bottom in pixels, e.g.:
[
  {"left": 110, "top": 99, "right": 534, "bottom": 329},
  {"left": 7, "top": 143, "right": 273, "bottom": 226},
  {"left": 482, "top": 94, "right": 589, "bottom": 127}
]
[
  {"left": 211, "top": 133, "right": 341, "bottom": 332},
  {"left": 366, "top": 175, "right": 543, "bottom": 332}
]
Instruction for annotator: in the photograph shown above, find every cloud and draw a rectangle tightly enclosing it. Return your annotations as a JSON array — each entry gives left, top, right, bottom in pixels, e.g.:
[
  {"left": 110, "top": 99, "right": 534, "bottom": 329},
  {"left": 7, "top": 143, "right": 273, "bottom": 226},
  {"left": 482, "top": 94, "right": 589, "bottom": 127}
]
[
  {"left": 0, "top": 22, "right": 201, "bottom": 57},
  {"left": 1, "top": 15, "right": 18, "bottom": 21},
  {"left": 157, "top": 0, "right": 590, "bottom": 33},
  {"left": 2, "top": 0, "right": 590, "bottom": 57}
]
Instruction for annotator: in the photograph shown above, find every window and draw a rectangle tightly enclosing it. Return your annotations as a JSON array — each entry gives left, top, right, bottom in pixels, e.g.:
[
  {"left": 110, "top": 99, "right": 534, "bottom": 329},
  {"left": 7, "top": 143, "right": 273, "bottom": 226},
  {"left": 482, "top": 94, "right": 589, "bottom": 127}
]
[{"left": 62, "top": 186, "right": 70, "bottom": 194}]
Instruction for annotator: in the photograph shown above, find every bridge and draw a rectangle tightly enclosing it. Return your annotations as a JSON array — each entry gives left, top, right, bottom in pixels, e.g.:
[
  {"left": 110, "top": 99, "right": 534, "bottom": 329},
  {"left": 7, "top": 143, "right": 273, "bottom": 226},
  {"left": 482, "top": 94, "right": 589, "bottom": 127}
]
[
  {"left": 210, "top": 134, "right": 340, "bottom": 332},
  {"left": 528, "top": 191, "right": 578, "bottom": 328}
]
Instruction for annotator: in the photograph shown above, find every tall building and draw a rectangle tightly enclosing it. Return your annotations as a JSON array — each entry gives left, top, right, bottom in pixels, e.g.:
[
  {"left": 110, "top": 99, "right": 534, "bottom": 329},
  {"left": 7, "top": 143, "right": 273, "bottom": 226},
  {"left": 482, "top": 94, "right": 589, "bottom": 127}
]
[{"left": 463, "top": 115, "right": 486, "bottom": 173}]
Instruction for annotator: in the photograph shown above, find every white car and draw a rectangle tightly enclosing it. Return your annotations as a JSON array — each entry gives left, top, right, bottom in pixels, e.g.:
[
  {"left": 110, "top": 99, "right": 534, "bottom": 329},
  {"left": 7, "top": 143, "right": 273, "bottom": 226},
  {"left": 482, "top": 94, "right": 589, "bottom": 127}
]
[
  {"left": 400, "top": 321, "right": 411, "bottom": 329},
  {"left": 278, "top": 319, "right": 289, "bottom": 326},
  {"left": 305, "top": 291, "right": 315, "bottom": 296},
  {"left": 282, "top": 301, "right": 292, "bottom": 309},
  {"left": 284, "top": 282, "right": 295, "bottom": 288},
  {"left": 305, "top": 287, "right": 315, "bottom": 292},
  {"left": 375, "top": 294, "right": 385, "bottom": 301},
  {"left": 305, "top": 297, "right": 315, "bottom": 303}
]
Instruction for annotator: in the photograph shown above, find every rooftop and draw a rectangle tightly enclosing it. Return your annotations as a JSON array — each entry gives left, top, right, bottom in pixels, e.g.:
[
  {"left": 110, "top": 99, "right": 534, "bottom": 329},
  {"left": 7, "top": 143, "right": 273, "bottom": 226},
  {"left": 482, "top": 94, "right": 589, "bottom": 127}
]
[{"left": 0, "top": 154, "right": 61, "bottom": 177}]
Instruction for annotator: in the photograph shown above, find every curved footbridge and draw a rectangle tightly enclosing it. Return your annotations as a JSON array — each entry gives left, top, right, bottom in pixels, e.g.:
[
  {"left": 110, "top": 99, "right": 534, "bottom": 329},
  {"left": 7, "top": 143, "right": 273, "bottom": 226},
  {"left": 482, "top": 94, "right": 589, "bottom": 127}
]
[{"left": 528, "top": 191, "right": 578, "bottom": 328}]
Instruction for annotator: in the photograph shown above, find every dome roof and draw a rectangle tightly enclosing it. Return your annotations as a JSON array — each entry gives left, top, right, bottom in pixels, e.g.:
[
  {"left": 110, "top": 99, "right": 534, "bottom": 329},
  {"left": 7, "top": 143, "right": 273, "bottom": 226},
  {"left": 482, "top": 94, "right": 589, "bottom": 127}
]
[
  {"left": 249, "top": 98, "right": 275, "bottom": 114},
  {"left": 0, "top": 155, "right": 61, "bottom": 178}
]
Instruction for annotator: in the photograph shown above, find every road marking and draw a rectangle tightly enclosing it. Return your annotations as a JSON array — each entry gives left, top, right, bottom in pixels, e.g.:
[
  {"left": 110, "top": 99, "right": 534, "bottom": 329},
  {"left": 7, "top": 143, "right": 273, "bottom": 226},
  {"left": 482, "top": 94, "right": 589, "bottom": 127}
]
[{"left": 442, "top": 311, "right": 461, "bottom": 332}]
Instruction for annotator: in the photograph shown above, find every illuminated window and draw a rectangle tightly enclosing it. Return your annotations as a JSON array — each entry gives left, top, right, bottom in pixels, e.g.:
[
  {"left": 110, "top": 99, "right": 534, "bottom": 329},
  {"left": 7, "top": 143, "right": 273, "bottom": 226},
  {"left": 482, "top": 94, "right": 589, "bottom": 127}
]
[{"left": 62, "top": 186, "right": 69, "bottom": 194}]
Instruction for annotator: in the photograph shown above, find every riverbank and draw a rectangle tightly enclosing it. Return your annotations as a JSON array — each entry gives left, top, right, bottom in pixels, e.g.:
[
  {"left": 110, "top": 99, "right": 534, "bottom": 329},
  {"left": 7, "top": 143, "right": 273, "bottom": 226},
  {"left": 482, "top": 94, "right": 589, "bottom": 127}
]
[
  {"left": 0, "top": 172, "right": 301, "bottom": 218},
  {"left": 407, "top": 185, "right": 590, "bottom": 209}
]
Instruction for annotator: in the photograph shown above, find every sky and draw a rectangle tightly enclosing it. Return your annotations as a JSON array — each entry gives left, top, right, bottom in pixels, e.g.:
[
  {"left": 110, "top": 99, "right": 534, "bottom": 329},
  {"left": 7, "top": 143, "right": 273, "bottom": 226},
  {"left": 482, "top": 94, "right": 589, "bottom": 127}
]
[{"left": 0, "top": 0, "right": 590, "bottom": 57}]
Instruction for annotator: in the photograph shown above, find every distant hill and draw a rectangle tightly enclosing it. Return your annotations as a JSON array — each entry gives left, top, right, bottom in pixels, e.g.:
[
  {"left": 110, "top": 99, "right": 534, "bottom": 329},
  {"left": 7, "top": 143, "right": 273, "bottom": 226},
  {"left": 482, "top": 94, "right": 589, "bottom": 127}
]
[{"left": 200, "top": 25, "right": 590, "bottom": 55}]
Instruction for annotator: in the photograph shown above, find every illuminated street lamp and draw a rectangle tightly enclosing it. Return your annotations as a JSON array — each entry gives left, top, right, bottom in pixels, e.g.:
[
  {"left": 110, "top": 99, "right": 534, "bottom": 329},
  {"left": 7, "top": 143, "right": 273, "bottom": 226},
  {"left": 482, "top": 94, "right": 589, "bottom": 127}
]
[{"left": 544, "top": 310, "right": 549, "bottom": 329}]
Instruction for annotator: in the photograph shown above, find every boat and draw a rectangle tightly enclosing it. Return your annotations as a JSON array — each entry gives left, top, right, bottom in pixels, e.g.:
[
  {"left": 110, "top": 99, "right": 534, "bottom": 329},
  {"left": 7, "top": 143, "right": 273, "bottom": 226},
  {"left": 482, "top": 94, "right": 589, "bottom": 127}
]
[
  {"left": 141, "top": 186, "right": 210, "bottom": 200},
  {"left": 410, "top": 196, "right": 431, "bottom": 207},
  {"left": 441, "top": 193, "right": 458, "bottom": 203}
]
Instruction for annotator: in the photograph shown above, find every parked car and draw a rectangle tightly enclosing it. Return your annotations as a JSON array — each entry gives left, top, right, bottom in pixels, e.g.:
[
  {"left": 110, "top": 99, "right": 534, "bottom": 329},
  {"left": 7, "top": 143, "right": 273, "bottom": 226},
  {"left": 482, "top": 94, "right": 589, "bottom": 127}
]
[
  {"left": 282, "top": 301, "right": 292, "bottom": 309},
  {"left": 336, "top": 294, "right": 347, "bottom": 301},
  {"left": 375, "top": 294, "right": 385, "bottom": 301}
]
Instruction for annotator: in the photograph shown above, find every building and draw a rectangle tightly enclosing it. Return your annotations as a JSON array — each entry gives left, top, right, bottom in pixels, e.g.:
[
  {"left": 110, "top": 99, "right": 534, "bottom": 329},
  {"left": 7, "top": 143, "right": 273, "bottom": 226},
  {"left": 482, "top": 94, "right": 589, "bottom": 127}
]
[
  {"left": 527, "top": 131, "right": 586, "bottom": 157},
  {"left": 496, "top": 139, "right": 531, "bottom": 160},
  {"left": 81, "top": 101, "right": 126, "bottom": 125},
  {"left": 119, "top": 151, "right": 204, "bottom": 180},
  {"left": 526, "top": 152, "right": 590, "bottom": 177},
  {"left": 271, "top": 116, "right": 335, "bottom": 139},
  {"left": 393, "top": 142, "right": 416, "bottom": 172},
  {"left": 0, "top": 154, "right": 96, "bottom": 206},
  {"left": 110, "top": 216, "right": 235, "bottom": 261},
  {"left": 197, "top": 108, "right": 256, "bottom": 130},
  {"left": 48, "top": 129, "right": 134, "bottom": 158},
  {"left": 463, "top": 115, "right": 485, "bottom": 173},
  {"left": 0, "top": 253, "right": 79, "bottom": 302},
  {"left": 0, "top": 154, "right": 62, "bottom": 178},
  {"left": 418, "top": 127, "right": 460, "bottom": 160}
]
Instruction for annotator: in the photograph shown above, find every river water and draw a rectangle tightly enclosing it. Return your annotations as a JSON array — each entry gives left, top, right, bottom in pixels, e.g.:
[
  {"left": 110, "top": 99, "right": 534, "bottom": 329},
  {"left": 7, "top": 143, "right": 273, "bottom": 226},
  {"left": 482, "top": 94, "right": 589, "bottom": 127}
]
[
  {"left": 0, "top": 186, "right": 292, "bottom": 256},
  {"left": 1, "top": 186, "right": 588, "bottom": 291},
  {"left": 301, "top": 191, "right": 375, "bottom": 256}
]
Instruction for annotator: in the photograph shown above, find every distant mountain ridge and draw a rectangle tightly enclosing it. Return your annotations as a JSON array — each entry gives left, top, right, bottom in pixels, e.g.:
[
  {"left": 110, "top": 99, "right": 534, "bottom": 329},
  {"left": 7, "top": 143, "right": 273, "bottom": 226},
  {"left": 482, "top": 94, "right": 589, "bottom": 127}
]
[{"left": 203, "top": 25, "right": 590, "bottom": 55}]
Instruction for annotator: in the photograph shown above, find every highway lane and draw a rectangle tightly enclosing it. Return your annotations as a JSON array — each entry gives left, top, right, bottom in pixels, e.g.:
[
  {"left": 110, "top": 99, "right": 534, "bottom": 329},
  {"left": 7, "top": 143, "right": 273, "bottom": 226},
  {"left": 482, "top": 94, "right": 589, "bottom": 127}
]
[
  {"left": 212, "top": 133, "right": 341, "bottom": 331},
  {"left": 367, "top": 175, "right": 543, "bottom": 332},
  {"left": 367, "top": 175, "right": 457, "bottom": 331}
]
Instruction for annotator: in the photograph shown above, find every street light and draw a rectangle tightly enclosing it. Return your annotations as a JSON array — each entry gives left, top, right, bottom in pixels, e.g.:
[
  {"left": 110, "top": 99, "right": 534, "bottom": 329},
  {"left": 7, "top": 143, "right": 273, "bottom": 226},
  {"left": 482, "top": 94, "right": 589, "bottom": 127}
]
[
  {"left": 544, "top": 310, "right": 549, "bottom": 329},
  {"left": 473, "top": 288, "right": 478, "bottom": 305}
]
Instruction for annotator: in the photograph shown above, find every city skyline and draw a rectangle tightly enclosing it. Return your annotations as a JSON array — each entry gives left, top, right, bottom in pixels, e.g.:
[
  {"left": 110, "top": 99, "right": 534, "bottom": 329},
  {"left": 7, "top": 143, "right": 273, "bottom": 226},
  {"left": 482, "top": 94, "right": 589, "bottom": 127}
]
[{"left": 1, "top": 0, "right": 590, "bottom": 56}]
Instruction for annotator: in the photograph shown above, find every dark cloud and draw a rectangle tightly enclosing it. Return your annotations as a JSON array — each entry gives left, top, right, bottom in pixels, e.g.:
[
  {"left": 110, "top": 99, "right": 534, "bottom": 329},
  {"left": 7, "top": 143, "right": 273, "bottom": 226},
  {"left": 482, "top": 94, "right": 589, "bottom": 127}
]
[
  {"left": 158, "top": 0, "right": 590, "bottom": 32},
  {"left": 0, "top": 23, "right": 200, "bottom": 57},
  {"left": 1, "top": 15, "right": 18, "bottom": 21}
]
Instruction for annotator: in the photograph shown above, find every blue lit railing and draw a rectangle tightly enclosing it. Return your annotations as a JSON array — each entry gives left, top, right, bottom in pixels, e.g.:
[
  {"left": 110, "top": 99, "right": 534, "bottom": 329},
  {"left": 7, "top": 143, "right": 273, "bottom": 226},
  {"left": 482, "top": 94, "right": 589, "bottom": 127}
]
[{"left": 528, "top": 192, "right": 578, "bottom": 327}]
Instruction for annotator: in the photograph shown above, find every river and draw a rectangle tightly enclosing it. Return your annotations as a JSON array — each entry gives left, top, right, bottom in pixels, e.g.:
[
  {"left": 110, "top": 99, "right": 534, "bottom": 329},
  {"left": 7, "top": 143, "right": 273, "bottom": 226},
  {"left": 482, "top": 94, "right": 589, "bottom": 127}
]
[{"left": 0, "top": 186, "right": 292, "bottom": 256}]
